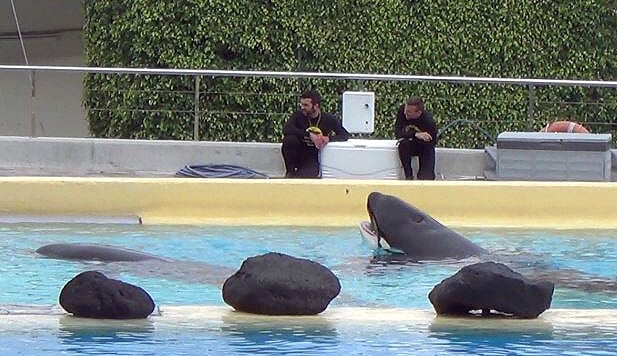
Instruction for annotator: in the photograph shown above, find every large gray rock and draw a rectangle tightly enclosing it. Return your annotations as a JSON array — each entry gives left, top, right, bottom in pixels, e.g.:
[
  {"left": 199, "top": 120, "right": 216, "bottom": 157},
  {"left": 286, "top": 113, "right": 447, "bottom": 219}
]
[
  {"left": 222, "top": 252, "right": 341, "bottom": 315},
  {"left": 60, "top": 271, "right": 155, "bottom": 319},
  {"left": 428, "top": 262, "right": 554, "bottom": 318}
]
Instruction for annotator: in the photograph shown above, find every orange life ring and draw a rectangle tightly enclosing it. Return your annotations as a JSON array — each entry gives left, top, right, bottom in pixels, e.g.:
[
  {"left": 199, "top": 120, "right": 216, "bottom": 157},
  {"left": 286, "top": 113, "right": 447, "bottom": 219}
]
[{"left": 541, "top": 121, "right": 590, "bottom": 133}]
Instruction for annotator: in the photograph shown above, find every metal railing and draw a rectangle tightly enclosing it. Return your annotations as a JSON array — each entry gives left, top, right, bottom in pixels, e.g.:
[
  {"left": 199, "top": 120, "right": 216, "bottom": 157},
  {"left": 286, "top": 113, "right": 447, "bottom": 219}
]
[{"left": 2, "top": 64, "right": 617, "bottom": 142}]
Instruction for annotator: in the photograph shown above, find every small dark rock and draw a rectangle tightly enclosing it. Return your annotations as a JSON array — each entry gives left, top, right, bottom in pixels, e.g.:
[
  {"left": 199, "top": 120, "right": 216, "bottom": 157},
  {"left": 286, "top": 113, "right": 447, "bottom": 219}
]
[
  {"left": 60, "top": 271, "right": 155, "bottom": 319},
  {"left": 222, "top": 252, "right": 341, "bottom": 315},
  {"left": 428, "top": 262, "right": 554, "bottom": 318}
]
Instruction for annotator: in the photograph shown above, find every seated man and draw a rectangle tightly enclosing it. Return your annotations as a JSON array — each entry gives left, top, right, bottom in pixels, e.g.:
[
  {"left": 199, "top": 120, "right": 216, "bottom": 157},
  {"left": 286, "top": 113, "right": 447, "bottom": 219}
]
[
  {"left": 281, "top": 90, "right": 350, "bottom": 178},
  {"left": 395, "top": 96, "right": 437, "bottom": 180}
]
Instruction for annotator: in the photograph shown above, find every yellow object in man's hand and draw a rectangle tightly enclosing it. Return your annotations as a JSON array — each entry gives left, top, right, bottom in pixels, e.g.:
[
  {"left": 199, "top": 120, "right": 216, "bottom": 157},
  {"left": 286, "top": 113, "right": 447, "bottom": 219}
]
[{"left": 306, "top": 126, "right": 322, "bottom": 135}]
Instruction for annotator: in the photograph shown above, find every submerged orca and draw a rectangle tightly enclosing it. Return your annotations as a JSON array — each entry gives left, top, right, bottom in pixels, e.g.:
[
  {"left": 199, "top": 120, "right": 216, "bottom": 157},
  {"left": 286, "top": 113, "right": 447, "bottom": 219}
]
[
  {"left": 359, "top": 192, "right": 487, "bottom": 260},
  {"left": 36, "top": 243, "right": 168, "bottom": 262},
  {"left": 36, "top": 243, "right": 234, "bottom": 285}
]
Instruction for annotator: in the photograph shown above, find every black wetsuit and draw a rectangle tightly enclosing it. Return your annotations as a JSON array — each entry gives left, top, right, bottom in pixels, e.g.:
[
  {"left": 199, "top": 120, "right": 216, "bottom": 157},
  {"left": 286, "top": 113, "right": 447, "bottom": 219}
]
[
  {"left": 394, "top": 105, "right": 438, "bottom": 180},
  {"left": 282, "top": 110, "right": 350, "bottom": 178}
]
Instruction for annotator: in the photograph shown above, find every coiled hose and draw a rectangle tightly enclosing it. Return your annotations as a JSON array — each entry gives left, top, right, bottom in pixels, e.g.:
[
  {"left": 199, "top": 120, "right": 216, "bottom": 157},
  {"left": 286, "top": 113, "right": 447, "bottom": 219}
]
[{"left": 175, "top": 164, "right": 269, "bottom": 179}]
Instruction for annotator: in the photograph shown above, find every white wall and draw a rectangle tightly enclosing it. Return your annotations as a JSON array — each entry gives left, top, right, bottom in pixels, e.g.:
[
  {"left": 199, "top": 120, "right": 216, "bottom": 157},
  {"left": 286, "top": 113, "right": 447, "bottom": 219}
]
[{"left": 0, "top": 0, "right": 87, "bottom": 137}]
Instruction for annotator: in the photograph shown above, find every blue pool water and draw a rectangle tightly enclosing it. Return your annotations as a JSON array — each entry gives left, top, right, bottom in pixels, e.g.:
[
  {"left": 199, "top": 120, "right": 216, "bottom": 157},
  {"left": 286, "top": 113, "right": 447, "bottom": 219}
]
[
  {"left": 2, "top": 224, "right": 617, "bottom": 308},
  {"left": 2, "top": 223, "right": 617, "bottom": 355}
]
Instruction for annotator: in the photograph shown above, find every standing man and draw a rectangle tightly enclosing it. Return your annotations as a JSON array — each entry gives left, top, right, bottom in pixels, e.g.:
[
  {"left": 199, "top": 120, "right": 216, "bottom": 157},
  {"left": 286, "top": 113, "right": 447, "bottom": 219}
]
[
  {"left": 282, "top": 90, "right": 350, "bottom": 178},
  {"left": 395, "top": 96, "right": 438, "bottom": 180}
]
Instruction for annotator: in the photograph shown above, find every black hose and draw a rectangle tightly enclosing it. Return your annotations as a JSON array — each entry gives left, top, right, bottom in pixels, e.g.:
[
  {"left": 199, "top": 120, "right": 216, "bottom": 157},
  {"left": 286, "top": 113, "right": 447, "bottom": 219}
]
[{"left": 175, "top": 164, "right": 269, "bottom": 179}]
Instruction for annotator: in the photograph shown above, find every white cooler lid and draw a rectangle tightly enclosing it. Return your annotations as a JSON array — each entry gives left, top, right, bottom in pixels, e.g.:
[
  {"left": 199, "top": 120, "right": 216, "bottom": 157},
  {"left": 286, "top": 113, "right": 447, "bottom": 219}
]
[{"left": 326, "top": 139, "right": 397, "bottom": 150}]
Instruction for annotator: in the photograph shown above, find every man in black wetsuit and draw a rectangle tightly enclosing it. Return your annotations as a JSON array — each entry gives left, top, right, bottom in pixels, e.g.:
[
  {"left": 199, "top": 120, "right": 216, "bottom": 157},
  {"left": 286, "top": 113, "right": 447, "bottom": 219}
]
[
  {"left": 395, "top": 96, "right": 438, "bottom": 180},
  {"left": 281, "top": 90, "right": 350, "bottom": 178}
]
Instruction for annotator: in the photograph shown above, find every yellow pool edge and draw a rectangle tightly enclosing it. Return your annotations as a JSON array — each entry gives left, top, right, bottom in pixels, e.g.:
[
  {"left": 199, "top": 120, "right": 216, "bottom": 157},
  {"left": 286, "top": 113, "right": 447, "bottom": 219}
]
[{"left": 0, "top": 177, "right": 616, "bottom": 229}]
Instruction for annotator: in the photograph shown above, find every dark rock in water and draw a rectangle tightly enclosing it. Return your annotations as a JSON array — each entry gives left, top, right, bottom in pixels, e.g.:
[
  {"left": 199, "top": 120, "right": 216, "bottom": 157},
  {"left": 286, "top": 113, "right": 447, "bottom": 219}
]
[
  {"left": 428, "top": 262, "right": 554, "bottom": 319},
  {"left": 60, "top": 271, "right": 155, "bottom": 319},
  {"left": 222, "top": 252, "right": 341, "bottom": 315}
]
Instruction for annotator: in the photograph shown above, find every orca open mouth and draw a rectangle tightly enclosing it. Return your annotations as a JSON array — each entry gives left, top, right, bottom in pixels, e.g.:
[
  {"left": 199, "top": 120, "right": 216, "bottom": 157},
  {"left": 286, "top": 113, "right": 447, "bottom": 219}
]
[
  {"left": 368, "top": 210, "right": 378, "bottom": 235},
  {"left": 359, "top": 220, "right": 403, "bottom": 254},
  {"left": 359, "top": 220, "right": 378, "bottom": 238},
  {"left": 363, "top": 194, "right": 404, "bottom": 254}
]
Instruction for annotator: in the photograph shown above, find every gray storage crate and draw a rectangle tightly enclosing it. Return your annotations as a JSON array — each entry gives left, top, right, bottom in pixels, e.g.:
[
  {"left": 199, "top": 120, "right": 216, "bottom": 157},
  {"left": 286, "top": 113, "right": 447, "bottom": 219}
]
[{"left": 496, "top": 132, "right": 612, "bottom": 181}]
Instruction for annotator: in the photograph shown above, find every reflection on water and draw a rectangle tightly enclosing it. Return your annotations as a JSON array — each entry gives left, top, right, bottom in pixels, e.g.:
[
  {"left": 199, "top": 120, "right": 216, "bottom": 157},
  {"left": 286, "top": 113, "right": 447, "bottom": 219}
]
[
  {"left": 429, "top": 314, "right": 555, "bottom": 336},
  {"left": 0, "top": 311, "right": 616, "bottom": 355},
  {"left": 428, "top": 330, "right": 558, "bottom": 355},
  {"left": 57, "top": 316, "right": 156, "bottom": 356},
  {"left": 220, "top": 311, "right": 340, "bottom": 355},
  {"left": 427, "top": 314, "right": 617, "bottom": 355}
]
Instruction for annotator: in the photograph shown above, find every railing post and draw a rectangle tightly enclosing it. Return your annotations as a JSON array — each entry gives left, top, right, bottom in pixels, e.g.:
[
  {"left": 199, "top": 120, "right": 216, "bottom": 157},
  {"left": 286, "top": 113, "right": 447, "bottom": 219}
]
[
  {"left": 29, "top": 69, "right": 37, "bottom": 137},
  {"left": 193, "top": 75, "right": 201, "bottom": 141},
  {"left": 527, "top": 84, "right": 536, "bottom": 130}
]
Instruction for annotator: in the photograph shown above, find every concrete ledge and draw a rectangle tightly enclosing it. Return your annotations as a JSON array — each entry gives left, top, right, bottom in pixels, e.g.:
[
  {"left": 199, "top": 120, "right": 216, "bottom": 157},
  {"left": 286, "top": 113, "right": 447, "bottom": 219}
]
[
  {"left": 0, "top": 136, "right": 485, "bottom": 179},
  {"left": 0, "top": 136, "right": 285, "bottom": 177},
  {"left": 1, "top": 306, "right": 617, "bottom": 335},
  {"left": 435, "top": 147, "right": 486, "bottom": 179}
]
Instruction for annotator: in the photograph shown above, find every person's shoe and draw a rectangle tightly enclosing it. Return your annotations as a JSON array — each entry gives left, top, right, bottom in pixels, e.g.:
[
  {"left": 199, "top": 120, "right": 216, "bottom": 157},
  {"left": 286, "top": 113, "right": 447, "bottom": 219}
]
[{"left": 284, "top": 171, "right": 296, "bottom": 178}]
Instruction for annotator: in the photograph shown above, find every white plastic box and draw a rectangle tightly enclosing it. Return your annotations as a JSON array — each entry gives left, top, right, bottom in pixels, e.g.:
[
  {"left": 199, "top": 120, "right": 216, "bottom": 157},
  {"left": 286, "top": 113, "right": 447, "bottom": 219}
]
[
  {"left": 496, "top": 132, "right": 612, "bottom": 181},
  {"left": 320, "top": 139, "right": 403, "bottom": 179},
  {"left": 342, "top": 91, "right": 375, "bottom": 134}
]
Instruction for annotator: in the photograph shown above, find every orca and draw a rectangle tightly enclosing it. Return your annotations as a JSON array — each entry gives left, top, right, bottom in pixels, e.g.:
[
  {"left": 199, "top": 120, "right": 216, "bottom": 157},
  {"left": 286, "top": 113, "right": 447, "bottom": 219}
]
[
  {"left": 36, "top": 243, "right": 234, "bottom": 286},
  {"left": 359, "top": 192, "right": 487, "bottom": 260},
  {"left": 36, "top": 243, "right": 168, "bottom": 262},
  {"left": 359, "top": 192, "right": 617, "bottom": 296}
]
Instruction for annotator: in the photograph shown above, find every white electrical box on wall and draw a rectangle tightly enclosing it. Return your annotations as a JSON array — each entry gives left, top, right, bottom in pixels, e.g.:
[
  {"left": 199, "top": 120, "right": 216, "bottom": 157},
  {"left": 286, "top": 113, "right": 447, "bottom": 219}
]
[{"left": 342, "top": 91, "right": 375, "bottom": 134}]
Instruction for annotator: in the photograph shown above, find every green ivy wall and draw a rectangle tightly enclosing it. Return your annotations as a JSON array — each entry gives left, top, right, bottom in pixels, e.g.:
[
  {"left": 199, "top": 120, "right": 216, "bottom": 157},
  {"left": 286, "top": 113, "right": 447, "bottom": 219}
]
[{"left": 83, "top": 1, "right": 617, "bottom": 148}]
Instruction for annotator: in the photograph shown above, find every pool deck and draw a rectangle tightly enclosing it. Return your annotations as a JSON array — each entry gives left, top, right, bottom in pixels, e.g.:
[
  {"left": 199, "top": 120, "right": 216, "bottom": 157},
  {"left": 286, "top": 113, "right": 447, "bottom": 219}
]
[
  {"left": 0, "top": 135, "right": 616, "bottom": 228},
  {"left": 0, "top": 135, "right": 486, "bottom": 179}
]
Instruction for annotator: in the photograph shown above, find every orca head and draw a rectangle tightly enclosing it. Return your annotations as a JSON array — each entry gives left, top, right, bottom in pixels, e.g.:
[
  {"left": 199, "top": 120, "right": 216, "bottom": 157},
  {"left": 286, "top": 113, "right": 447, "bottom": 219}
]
[
  {"left": 367, "top": 192, "right": 431, "bottom": 233},
  {"left": 366, "top": 192, "right": 442, "bottom": 252}
]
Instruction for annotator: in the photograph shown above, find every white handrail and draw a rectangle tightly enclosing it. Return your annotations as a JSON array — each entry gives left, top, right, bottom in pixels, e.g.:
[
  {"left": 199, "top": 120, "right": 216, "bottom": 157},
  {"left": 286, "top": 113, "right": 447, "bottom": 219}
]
[{"left": 1, "top": 64, "right": 617, "bottom": 88}]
